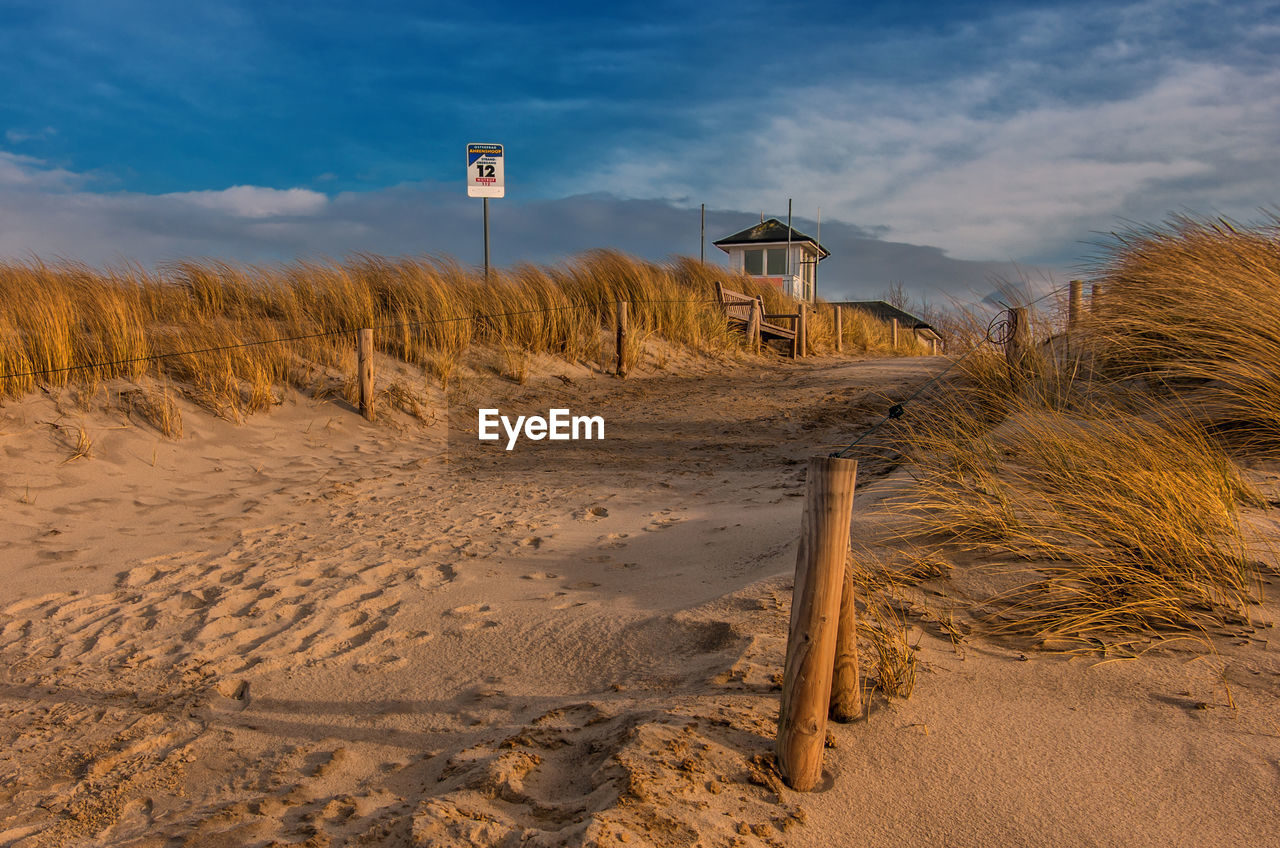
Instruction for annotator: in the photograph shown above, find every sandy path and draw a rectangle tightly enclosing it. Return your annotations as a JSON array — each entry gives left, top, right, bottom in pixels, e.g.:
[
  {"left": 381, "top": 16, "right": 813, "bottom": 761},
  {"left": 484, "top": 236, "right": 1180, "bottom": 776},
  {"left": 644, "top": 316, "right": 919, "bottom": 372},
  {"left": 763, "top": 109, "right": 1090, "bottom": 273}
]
[
  {"left": 0, "top": 354, "right": 933, "bottom": 846},
  {"left": 2, "top": 352, "right": 1276, "bottom": 847}
]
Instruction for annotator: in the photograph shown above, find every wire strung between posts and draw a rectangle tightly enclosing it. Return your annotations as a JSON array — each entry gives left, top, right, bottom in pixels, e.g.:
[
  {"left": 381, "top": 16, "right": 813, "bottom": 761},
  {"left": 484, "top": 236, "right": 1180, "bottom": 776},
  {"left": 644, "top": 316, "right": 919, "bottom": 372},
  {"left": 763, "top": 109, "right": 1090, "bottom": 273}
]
[
  {"left": 829, "top": 295, "right": 1060, "bottom": 459},
  {"left": 0, "top": 298, "right": 719, "bottom": 384}
]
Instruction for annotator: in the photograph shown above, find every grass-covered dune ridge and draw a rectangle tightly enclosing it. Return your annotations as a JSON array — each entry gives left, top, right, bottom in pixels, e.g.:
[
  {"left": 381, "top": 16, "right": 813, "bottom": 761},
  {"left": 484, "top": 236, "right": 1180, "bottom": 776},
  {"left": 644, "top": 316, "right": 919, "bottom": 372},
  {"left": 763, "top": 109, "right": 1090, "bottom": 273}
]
[
  {"left": 876, "top": 216, "right": 1280, "bottom": 649},
  {"left": 0, "top": 251, "right": 923, "bottom": 424}
]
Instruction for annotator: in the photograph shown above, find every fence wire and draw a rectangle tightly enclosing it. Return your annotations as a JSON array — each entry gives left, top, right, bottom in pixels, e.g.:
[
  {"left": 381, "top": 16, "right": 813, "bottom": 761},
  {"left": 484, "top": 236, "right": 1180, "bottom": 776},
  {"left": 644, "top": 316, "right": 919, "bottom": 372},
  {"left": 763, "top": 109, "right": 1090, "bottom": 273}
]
[
  {"left": 831, "top": 283, "right": 1073, "bottom": 459},
  {"left": 0, "top": 298, "right": 718, "bottom": 384}
]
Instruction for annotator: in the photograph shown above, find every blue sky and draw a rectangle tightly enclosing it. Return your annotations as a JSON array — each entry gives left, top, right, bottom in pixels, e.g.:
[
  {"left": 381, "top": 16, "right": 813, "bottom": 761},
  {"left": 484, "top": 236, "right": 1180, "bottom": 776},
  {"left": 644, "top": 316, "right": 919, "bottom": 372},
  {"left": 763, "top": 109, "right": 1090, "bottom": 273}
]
[{"left": 2, "top": 0, "right": 1279, "bottom": 302}]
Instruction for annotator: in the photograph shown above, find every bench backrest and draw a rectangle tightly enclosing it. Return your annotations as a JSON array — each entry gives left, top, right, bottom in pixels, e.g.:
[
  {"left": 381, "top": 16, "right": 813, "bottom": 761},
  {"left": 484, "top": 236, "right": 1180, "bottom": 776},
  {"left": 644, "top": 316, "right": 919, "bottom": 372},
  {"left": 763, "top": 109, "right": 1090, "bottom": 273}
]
[{"left": 715, "top": 281, "right": 762, "bottom": 321}]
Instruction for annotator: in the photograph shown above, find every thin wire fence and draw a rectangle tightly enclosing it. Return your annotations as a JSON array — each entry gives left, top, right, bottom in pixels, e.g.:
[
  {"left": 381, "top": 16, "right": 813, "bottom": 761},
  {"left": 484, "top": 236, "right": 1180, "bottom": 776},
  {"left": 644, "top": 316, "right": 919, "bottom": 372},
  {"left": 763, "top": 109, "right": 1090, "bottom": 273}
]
[
  {"left": 0, "top": 298, "right": 721, "bottom": 384},
  {"left": 830, "top": 287, "right": 1069, "bottom": 459}
]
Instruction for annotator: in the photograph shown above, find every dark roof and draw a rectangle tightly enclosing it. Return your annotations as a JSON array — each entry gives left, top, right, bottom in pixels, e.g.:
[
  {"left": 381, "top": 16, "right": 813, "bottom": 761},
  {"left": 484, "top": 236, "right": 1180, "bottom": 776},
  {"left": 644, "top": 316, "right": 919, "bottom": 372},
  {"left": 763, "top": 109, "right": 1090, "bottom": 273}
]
[
  {"left": 836, "top": 301, "right": 938, "bottom": 335},
  {"left": 713, "top": 218, "right": 830, "bottom": 258}
]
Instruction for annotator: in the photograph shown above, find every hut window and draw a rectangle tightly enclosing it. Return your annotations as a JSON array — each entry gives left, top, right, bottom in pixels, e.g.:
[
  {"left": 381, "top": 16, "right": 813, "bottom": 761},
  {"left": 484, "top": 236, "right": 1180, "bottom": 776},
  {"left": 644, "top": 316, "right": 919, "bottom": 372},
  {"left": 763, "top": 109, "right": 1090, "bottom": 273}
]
[
  {"left": 767, "top": 248, "right": 787, "bottom": 275},
  {"left": 743, "top": 249, "right": 764, "bottom": 275}
]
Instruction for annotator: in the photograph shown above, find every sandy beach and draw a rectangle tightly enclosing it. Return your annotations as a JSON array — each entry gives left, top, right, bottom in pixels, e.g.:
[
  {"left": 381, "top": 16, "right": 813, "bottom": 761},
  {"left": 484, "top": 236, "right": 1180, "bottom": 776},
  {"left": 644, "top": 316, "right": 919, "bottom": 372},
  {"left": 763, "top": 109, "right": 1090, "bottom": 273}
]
[{"left": 2, "top": 353, "right": 1278, "bottom": 847}]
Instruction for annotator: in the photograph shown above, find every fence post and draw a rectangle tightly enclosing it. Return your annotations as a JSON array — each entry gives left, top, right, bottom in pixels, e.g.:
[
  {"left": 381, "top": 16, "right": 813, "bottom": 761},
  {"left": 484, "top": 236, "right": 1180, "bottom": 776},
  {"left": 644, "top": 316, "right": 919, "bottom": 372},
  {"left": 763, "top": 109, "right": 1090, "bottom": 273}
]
[
  {"left": 357, "top": 328, "right": 374, "bottom": 421},
  {"left": 1068, "top": 280, "right": 1083, "bottom": 329},
  {"left": 1091, "top": 283, "right": 1103, "bottom": 314},
  {"left": 748, "top": 299, "right": 761, "bottom": 354},
  {"left": 891, "top": 317, "right": 899, "bottom": 350},
  {"left": 777, "top": 455, "right": 858, "bottom": 791},
  {"left": 1005, "top": 307, "right": 1029, "bottom": 385},
  {"left": 797, "top": 304, "right": 808, "bottom": 357},
  {"left": 834, "top": 306, "right": 843, "bottom": 354},
  {"left": 829, "top": 557, "right": 861, "bottom": 722},
  {"left": 616, "top": 300, "right": 629, "bottom": 378}
]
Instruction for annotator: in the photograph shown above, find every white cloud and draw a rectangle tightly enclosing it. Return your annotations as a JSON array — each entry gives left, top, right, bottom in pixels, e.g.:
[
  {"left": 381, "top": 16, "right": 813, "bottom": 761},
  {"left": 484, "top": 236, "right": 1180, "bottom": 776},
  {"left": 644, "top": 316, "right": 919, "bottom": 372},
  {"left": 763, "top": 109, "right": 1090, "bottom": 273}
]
[
  {"left": 0, "top": 151, "right": 81, "bottom": 190},
  {"left": 0, "top": 148, "right": 1034, "bottom": 304},
  {"left": 162, "top": 185, "right": 328, "bottom": 218},
  {"left": 591, "top": 61, "right": 1280, "bottom": 263},
  {"left": 5, "top": 126, "right": 57, "bottom": 144}
]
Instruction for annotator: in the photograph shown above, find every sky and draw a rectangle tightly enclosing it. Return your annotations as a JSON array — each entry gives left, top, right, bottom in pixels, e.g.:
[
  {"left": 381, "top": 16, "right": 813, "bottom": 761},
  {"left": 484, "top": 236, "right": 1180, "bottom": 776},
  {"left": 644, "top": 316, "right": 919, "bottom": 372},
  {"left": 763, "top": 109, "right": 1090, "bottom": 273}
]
[{"left": 2, "top": 0, "right": 1278, "bottom": 304}]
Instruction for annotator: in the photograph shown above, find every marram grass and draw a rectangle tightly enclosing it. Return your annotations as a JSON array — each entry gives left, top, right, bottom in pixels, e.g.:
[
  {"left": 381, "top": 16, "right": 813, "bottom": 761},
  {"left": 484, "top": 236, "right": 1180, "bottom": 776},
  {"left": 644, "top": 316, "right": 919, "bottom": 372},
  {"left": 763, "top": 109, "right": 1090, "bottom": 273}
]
[
  {"left": 0, "top": 251, "right": 915, "bottom": 421},
  {"left": 878, "top": 216, "right": 1280, "bottom": 648}
]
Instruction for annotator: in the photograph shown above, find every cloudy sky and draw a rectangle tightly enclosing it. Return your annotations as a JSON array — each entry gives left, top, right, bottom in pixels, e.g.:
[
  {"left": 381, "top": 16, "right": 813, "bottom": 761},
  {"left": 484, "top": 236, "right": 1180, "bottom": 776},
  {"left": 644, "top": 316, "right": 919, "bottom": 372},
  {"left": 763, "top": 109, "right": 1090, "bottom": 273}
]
[{"left": 2, "top": 0, "right": 1278, "bottom": 303}]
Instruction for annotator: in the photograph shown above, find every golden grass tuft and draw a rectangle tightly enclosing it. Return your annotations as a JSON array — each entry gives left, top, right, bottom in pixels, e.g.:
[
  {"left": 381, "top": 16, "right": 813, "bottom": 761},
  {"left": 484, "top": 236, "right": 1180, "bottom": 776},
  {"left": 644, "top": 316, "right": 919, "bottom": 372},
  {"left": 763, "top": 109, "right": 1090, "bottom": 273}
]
[
  {"left": 124, "top": 383, "right": 184, "bottom": 439},
  {"left": 859, "top": 600, "right": 918, "bottom": 699}
]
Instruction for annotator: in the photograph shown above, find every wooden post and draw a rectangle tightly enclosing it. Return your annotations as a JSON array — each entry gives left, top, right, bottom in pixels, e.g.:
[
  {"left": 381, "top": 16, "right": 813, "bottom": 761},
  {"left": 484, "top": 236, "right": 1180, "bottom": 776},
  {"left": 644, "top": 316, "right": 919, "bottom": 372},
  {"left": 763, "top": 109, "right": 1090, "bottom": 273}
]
[
  {"left": 797, "top": 304, "right": 808, "bottom": 358},
  {"left": 616, "top": 300, "right": 629, "bottom": 378},
  {"left": 829, "top": 558, "right": 861, "bottom": 722},
  {"left": 357, "top": 328, "right": 374, "bottom": 421},
  {"left": 891, "top": 317, "right": 899, "bottom": 350},
  {"left": 834, "top": 306, "right": 843, "bottom": 354},
  {"left": 1068, "top": 280, "right": 1083, "bottom": 329},
  {"left": 1091, "top": 283, "right": 1103, "bottom": 314},
  {"left": 1005, "top": 307, "right": 1029, "bottom": 384},
  {"left": 777, "top": 455, "right": 858, "bottom": 791},
  {"left": 747, "top": 299, "right": 761, "bottom": 354}
]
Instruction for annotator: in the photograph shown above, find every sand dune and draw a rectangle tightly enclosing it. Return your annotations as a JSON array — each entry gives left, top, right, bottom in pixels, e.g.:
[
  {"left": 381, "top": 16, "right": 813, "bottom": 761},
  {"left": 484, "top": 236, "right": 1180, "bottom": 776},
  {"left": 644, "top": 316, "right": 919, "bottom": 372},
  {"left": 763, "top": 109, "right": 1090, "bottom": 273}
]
[{"left": 2, "top": 354, "right": 1277, "bottom": 846}]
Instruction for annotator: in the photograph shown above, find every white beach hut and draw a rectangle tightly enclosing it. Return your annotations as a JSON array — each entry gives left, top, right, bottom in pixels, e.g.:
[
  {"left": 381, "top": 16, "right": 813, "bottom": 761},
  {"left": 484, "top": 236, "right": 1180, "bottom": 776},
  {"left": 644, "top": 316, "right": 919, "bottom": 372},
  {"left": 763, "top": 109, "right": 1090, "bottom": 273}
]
[{"left": 713, "top": 218, "right": 829, "bottom": 303}]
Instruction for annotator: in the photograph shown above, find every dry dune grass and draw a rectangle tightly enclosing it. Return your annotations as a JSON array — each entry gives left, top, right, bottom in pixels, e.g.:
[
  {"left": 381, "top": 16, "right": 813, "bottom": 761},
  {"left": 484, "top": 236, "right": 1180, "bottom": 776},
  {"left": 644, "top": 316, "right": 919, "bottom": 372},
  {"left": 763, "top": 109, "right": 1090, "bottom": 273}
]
[
  {"left": 879, "top": 216, "right": 1279, "bottom": 649},
  {"left": 898, "top": 399, "right": 1259, "bottom": 645},
  {"left": 0, "top": 251, "right": 914, "bottom": 423},
  {"left": 815, "top": 303, "right": 931, "bottom": 357},
  {"left": 1088, "top": 215, "right": 1280, "bottom": 453}
]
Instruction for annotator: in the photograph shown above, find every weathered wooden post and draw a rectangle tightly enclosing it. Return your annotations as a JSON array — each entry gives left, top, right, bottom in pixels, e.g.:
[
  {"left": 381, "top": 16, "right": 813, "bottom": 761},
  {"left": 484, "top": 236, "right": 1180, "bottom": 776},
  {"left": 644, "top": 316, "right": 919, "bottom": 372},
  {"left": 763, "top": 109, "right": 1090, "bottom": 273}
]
[
  {"left": 357, "top": 328, "right": 374, "bottom": 421},
  {"left": 829, "top": 557, "right": 861, "bottom": 723},
  {"left": 747, "top": 299, "right": 762, "bottom": 354},
  {"left": 891, "top": 317, "right": 899, "bottom": 350},
  {"left": 1068, "top": 280, "right": 1083, "bottom": 329},
  {"left": 834, "top": 306, "right": 844, "bottom": 354},
  {"left": 777, "top": 455, "right": 858, "bottom": 791},
  {"left": 1091, "top": 283, "right": 1103, "bottom": 314},
  {"left": 616, "top": 300, "right": 629, "bottom": 378},
  {"left": 1005, "top": 306, "right": 1029, "bottom": 385},
  {"left": 797, "top": 304, "right": 808, "bottom": 358}
]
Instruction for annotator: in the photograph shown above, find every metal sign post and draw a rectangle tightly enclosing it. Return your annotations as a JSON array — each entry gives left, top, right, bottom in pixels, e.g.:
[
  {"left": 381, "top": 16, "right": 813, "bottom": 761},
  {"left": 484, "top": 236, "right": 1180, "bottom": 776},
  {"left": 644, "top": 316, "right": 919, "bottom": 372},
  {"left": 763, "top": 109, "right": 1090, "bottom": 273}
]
[
  {"left": 467, "top": 143, "right": 505, "bottom": 280},
  {"left": 700, "top": 203, "right": 705, "bottom": 263}
]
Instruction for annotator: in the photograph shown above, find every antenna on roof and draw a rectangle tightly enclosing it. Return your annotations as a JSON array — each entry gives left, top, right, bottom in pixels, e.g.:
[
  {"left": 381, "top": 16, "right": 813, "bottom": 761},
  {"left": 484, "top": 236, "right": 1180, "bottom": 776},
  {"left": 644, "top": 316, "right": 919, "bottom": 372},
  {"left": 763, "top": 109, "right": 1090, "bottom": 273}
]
[
  {"left": 786, "top": 198, "right": 793, "bottom": 298},
  {"left": 815, "top": 206, "right": 821, "bottom": 302}
]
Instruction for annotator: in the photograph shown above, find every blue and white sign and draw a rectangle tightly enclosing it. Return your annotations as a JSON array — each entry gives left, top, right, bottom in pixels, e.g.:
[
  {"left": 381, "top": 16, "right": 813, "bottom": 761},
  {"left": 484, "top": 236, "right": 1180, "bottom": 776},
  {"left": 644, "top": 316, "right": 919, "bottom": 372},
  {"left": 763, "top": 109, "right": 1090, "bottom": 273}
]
[{"left": 466, "top": 143, "right": 504, "bottom": 198}]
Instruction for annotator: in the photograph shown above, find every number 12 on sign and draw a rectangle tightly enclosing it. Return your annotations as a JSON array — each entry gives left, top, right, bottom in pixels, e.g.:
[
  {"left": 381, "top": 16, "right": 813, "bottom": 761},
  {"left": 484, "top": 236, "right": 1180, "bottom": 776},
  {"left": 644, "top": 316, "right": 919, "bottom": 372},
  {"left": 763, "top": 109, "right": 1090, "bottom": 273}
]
[{"left": 466, "top": 143, "right": 504, "bottom": 198}]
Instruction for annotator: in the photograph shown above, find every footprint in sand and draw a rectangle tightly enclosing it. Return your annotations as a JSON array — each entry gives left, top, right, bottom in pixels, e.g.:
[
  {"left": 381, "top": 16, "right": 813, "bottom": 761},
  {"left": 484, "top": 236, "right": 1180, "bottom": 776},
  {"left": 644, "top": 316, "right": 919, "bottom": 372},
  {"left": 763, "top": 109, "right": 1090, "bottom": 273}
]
[
  {"left": 520, "top": 571, "right": 558, "bottom": 580},
  {"left": 597, "top": 531, "right": 630, "bottom": 549},
  {"left": 643, "top": 513, "right": 685, "bottom": 532},
  {"left": 447, "top": 603, "right": 492, "bottom": 616},
  {"left": 551, "top": 600, "right": 589, "bottom": 610},
  {"left": 445, "top": 603, "right": 499, "bottom": 631}
]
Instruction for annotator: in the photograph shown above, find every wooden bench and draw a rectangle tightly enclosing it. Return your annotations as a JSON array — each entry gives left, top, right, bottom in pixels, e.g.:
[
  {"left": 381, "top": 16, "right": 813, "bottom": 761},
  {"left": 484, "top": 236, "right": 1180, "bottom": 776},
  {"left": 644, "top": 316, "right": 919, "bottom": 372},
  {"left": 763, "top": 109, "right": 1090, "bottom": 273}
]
[{"left": 715, "top": 282, "right": 806, "bottom": 357}]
